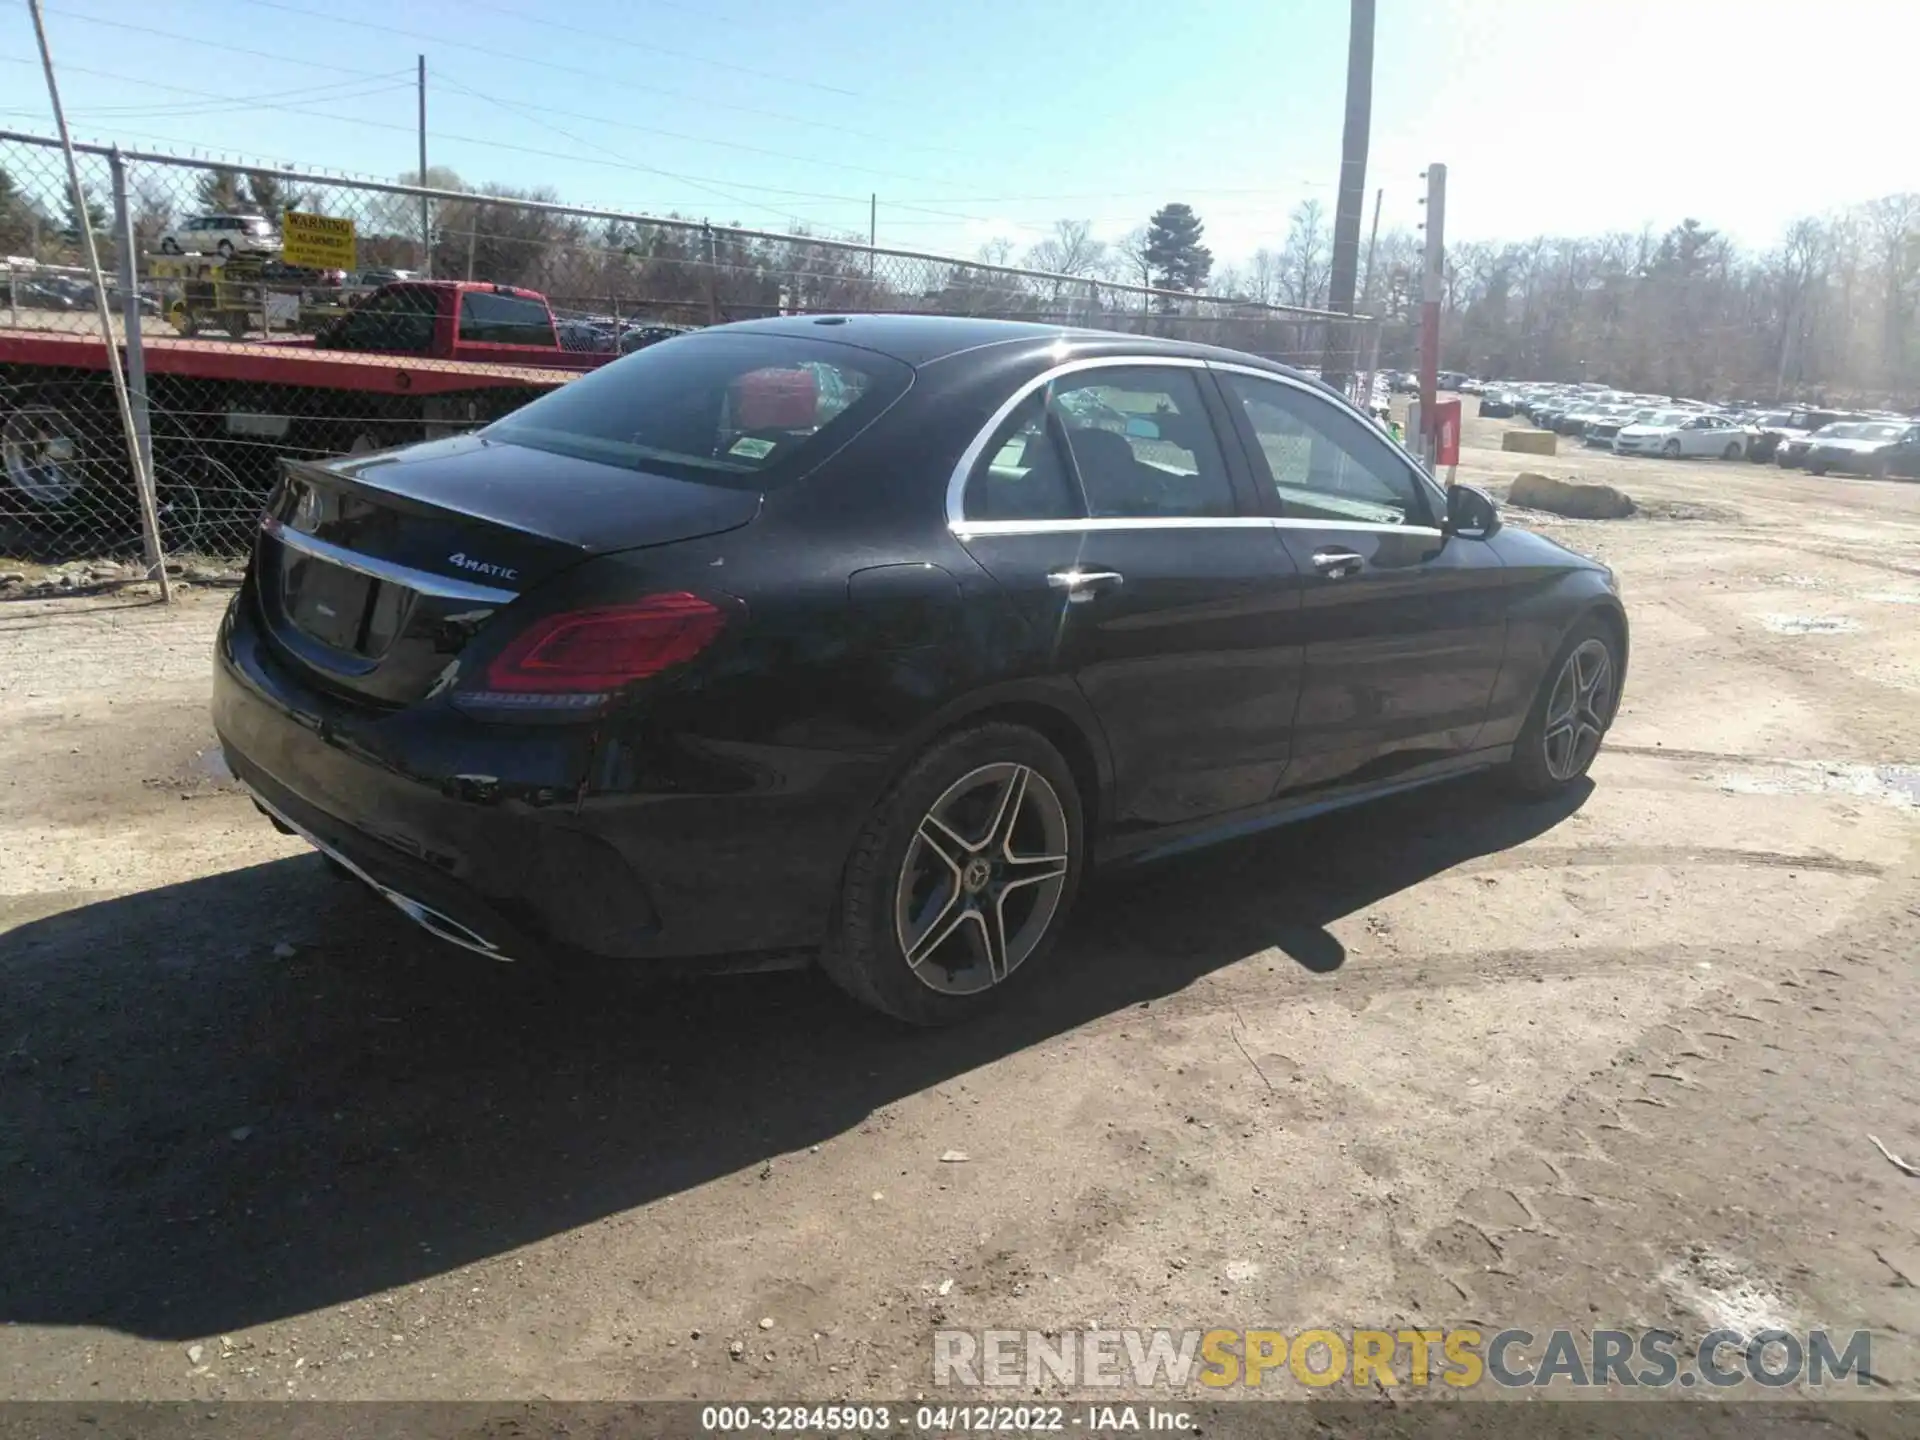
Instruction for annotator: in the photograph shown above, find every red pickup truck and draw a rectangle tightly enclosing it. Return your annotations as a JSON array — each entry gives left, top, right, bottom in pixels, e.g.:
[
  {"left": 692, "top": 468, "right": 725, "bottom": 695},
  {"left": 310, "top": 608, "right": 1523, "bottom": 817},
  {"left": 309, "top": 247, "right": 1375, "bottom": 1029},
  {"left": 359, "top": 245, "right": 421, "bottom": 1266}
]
[{"left": 313, "top": 280, "right": 614, "bottom": 371}]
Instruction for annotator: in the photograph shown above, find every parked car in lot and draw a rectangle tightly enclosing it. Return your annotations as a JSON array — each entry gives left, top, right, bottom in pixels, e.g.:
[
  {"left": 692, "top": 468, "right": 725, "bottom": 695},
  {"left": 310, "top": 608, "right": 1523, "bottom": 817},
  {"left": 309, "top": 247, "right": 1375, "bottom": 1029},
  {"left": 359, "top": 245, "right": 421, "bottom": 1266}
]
[
  {"left": 158, "top": 213, "right": 281, "bottom": 258},
  {"left": 1750, "top": 407, "right": 1853, "bottom": 463},
  {"left": 556, "top": 318, "right": 617, "bottom": 353},
  {"left": 618, "top": 321, "right": 696, "bottom": 355},
  {"left": 212, "top": 315, "right": 1629, "bottom": 1023},
  {"left": 1477, "top": 389, "right": 1518, "bottom": 419},
  {"left": 1614, "top": 411, "right": 1747, "bottom": 458},
  {"left": 1803, "top": 420, "right": 1920, "bottom": 477}
]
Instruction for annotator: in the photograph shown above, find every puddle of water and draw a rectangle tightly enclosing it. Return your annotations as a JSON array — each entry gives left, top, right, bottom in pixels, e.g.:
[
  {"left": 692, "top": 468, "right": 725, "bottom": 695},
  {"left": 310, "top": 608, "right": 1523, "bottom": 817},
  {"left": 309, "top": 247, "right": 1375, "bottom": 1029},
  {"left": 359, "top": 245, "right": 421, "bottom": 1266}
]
[
  {"left": 1760, "top": 614, "right": 1860, "bottom": 635},
  {"left": 1717, "top": 759, "right": 1918, "bottom": 809},
  {"left": 1863, "top": 591, "right": 1920, "bottom": 606}
]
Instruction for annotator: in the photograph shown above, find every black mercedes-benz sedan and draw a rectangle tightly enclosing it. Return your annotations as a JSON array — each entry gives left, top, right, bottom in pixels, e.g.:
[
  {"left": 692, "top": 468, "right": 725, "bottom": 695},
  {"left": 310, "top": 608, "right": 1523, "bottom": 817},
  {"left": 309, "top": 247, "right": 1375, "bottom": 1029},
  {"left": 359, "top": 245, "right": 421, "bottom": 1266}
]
[{"left": 214, "top": 315, "right": 1628, "bottom": 1024}]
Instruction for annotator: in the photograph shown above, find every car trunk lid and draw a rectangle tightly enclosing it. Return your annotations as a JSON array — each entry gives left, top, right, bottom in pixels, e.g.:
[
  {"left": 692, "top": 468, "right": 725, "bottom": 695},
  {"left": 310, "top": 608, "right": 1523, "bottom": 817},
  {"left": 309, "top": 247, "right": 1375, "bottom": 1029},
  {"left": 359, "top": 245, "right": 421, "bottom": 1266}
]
[{"left": 256, "top": 436, "right": 759, "bottom": 706}]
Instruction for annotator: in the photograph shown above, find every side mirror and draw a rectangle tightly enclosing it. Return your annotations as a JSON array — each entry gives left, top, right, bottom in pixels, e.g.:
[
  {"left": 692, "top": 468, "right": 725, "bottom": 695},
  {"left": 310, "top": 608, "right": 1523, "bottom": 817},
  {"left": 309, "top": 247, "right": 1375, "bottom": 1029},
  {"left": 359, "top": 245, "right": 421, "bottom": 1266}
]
[{"left": 1445, "top": 483, "right": 1502, "bottom": 538}]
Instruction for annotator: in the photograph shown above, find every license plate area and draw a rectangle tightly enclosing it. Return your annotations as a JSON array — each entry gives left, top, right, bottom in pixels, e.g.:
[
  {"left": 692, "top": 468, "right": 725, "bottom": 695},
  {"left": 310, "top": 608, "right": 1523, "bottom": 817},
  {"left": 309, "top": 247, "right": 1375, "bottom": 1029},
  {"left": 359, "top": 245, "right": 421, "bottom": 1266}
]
[{"left": 281, "top": 553, "right": 407, "bottom": 657}]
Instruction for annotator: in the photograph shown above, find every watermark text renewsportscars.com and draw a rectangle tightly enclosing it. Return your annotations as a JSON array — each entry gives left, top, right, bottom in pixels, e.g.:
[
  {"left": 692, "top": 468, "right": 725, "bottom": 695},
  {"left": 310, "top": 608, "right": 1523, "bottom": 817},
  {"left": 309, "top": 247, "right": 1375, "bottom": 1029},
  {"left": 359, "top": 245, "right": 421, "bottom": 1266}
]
[{"left": 932, "top": 1327, "right": 1875, "bottom": 1390}]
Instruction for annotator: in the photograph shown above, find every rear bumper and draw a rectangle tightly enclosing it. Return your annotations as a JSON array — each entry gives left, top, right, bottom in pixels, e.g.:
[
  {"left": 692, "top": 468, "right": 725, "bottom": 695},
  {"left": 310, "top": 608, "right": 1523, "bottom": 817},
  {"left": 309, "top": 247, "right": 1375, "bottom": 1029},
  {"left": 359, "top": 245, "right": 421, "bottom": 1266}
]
[{"left": 212, "top": 587, "right": 851, "bottom": 965}]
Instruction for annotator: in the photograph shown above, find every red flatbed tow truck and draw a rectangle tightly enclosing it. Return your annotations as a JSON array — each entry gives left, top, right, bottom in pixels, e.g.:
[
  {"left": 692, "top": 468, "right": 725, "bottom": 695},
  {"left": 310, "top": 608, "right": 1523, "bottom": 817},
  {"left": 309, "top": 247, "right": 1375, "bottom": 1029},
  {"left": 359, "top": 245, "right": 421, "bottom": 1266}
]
[{"left": 0, "top": 280, "right": 614, "bottom": 558}]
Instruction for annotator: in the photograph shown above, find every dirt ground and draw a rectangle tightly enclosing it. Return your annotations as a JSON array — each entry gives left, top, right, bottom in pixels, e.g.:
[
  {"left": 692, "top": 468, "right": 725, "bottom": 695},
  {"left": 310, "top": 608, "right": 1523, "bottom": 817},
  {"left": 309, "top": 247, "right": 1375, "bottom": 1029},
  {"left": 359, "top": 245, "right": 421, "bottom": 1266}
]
[{"left": 2, "top": 405, "right": 1918, "bottom": 1406}]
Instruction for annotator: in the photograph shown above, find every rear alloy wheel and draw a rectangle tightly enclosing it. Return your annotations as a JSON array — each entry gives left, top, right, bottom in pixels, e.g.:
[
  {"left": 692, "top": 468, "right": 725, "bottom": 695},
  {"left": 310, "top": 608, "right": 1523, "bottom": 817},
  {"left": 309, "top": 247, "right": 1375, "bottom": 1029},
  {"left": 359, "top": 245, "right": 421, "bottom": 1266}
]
[
  {"left": 1663, "top": 438, "right": 1682, "bottom": 458},
  {"left": 823, "top": 723, "right": 1083, "bottom": 1024},
  {"left": 1507, "top": 621, "right": 1620, "bottom": 798},
  {"left": 1723, "top": 440, "right": 1743, "bottom": 459}
]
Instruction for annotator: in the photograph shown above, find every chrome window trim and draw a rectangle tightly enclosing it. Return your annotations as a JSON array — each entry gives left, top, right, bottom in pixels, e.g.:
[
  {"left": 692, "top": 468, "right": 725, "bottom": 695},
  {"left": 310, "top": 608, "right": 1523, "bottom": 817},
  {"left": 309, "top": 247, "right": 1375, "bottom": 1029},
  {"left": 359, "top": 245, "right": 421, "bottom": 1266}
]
[
  {"left": 945, "top": 352, "right": 1453, "bottom": 533},
  {"left": 953, "top": 516, "right": 1443, "bottom": 540},
  {"left": 954, "top": 516, "right": 1275, "bottom": 537},
  {"left": 943, "top": 354, "right": 1211, "bottom": 527},
  {"left": 262, "top": 515, "right": 519, "bottom": 606},
  {"left": 1206, "top": 360, "right": 1452, "bottom": 520}
]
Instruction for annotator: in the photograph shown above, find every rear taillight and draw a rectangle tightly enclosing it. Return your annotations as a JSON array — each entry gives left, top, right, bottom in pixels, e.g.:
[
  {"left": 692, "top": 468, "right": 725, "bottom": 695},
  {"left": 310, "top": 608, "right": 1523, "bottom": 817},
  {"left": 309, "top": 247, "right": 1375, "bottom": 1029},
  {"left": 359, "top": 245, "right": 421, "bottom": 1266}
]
[{"left": 457, "top": 593, "right": 724, "bottom": 711}]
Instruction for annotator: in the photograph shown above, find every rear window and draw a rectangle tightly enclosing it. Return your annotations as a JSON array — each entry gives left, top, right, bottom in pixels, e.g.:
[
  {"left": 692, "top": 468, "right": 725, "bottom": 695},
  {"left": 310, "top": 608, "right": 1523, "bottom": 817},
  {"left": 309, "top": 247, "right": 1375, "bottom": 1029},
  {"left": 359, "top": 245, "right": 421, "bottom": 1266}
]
[
  {"left": 483, "top": 332, "right": 911, "bottom": 486},
  {"left": 459, "top": 292, "right": 556, "bottom": 347}
]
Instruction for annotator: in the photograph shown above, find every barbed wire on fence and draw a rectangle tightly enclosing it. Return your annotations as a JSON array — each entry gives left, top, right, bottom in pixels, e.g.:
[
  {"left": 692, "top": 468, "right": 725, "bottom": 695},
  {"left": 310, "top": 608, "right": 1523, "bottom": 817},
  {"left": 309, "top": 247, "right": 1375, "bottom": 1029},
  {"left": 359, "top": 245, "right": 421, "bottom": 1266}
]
[{"left": 0, "top": 128, "right": 1379, "bottom": 571}]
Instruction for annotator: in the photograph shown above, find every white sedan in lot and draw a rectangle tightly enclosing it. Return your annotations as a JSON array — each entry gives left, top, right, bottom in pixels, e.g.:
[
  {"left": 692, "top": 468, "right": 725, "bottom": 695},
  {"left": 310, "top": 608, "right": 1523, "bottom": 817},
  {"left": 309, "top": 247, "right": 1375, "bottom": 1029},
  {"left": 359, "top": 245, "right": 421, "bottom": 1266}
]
[{"left": 1613, "top": 411, "right": 1748, "bottom": 459}]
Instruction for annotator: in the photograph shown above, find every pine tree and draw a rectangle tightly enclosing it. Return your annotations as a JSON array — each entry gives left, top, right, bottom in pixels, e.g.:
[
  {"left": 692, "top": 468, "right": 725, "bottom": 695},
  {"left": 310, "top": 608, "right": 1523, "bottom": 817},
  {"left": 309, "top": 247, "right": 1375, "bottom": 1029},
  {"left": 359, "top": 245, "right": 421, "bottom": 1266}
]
[{"left": 1143, "top": 203, "right": 1214, "bottom": 300}]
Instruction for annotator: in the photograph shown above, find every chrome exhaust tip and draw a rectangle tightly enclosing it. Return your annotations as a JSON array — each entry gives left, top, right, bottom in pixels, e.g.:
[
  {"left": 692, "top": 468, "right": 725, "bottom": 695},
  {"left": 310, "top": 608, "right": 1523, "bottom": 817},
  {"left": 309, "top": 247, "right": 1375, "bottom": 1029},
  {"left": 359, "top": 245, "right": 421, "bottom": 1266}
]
[{"left": 248, "top": 785, "right": 516, "bottom": 962}]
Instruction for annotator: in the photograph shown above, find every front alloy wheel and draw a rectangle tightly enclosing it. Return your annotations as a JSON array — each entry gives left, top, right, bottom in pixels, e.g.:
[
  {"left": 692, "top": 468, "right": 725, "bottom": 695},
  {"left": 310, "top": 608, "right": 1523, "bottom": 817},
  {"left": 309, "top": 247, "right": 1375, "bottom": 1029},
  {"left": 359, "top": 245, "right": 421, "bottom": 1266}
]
[
  {"left": 1508, "top": 620, "right": 1620, "bottom": 797},
  {"left": 895, "top": 762, "right": 1070, "bottom": 996},
  {"left": 1541, "top": 638, "right": 1614, "bottom": 783}
]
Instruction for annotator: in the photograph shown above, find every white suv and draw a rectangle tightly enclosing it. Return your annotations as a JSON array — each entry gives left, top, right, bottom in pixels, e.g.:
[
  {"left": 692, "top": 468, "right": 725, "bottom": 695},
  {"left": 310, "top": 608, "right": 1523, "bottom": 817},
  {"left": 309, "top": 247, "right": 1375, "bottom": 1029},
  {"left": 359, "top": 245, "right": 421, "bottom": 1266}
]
[{"left": 158, "top": 214, "right": 281, "bottom": 258}]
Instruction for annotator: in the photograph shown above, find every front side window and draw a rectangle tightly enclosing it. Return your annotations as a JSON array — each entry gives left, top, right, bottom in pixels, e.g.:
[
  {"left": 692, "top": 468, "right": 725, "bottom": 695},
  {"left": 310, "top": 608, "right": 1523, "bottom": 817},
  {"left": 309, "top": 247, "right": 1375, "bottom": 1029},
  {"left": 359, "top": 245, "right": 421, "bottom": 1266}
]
[
  {"left": 1220, "top": 372, "right": 1430, "bottom": 527},
  {"left": 962, "top": 365, "right": 1236, "bottom": 522},
  {"left": 458, "top": 292, "right": 557, "bottom": 347}
]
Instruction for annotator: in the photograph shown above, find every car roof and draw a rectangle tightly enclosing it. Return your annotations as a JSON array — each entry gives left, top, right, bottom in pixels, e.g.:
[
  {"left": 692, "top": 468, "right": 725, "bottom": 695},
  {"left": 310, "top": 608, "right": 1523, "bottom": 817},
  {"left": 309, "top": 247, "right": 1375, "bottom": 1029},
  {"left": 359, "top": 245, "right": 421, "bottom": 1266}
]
[{"left": 707, "top": 313, "right": 1312, "bottom": 379}]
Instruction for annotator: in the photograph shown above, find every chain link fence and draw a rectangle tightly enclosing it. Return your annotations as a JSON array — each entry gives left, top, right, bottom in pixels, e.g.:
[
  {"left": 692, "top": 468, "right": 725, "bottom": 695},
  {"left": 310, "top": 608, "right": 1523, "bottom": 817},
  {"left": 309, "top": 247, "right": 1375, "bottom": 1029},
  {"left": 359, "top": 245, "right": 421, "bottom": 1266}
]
[{"left": 0, "top": 129, "right": 1377, "bottom": 578}]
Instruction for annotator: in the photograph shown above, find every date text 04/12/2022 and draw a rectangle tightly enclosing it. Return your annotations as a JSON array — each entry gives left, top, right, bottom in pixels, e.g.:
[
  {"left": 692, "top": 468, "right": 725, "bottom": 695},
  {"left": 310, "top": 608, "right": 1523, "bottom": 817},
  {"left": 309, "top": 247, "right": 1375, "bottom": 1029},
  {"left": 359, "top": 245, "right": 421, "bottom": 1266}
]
[{"left": 697, "top": 1404, "right": 1193, "bottom": 1432}]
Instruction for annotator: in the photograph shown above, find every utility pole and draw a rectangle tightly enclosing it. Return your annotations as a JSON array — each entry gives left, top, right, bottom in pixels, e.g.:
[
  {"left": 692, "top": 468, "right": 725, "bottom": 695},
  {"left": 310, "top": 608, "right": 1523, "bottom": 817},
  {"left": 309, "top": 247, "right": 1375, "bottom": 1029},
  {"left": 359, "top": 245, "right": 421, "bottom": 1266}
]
[
  {"left": 868, "top": 192, "right": 876, "bottom": 279},
  {"left": 1416, "top": 163, "right": 1447, "bottom": 467},
  {"left": 1359, "top": 186, "right": 1384, "bottom": 308},
  {"left": 1357, "top": 186, "right": 1384, "bottom": 410},
  {"left": 417, "top": 54, "right": 431, "bottom": 278},
  {"left": 1320, "top": 0, "right": 1375, "bottom": 392}
]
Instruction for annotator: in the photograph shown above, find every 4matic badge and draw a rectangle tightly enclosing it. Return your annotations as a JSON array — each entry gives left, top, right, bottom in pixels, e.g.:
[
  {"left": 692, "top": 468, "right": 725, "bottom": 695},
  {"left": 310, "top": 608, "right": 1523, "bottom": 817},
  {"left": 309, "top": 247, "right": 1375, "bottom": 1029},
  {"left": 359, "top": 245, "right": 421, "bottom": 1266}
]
[{"left": 447, "top": 552, "right": 519, "bottom": 581}]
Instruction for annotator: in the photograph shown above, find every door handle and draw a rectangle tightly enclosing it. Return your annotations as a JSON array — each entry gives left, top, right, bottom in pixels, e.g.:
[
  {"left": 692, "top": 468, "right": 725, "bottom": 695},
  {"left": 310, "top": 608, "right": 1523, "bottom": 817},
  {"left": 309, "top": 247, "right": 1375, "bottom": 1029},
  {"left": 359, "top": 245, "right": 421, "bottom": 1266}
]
[
  {"left": 1047, "top": 568, "right": 1124, "bottom": 603},
  {"left": 1311, "top": 548, "right": 1365, "bottom": 579}
]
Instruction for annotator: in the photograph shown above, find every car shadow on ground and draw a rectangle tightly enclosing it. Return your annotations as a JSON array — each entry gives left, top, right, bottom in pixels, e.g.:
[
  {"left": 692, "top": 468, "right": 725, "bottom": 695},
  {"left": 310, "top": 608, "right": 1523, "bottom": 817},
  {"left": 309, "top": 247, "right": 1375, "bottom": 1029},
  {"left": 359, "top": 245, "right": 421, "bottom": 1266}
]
[{"left": 0, "top": 773, "right": 1589, "bottom": 1340}]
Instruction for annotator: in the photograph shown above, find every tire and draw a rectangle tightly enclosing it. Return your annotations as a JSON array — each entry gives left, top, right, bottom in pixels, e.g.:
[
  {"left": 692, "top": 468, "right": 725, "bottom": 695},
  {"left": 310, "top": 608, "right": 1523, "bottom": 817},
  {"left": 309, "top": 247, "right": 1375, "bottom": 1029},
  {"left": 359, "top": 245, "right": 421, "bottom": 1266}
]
[
  {"left": 1662, "top": 439, "right": 1682, "bottom": 458},
  {"left": 159, "top": 237, "right": 179, "bottom": 255},
  {"left": 1809, "top": 463, "right": 1827, "bottom": 476},
  {"left": 820, "top": 722, "right": 1085, "bottom": 1025},
  {"left": 1722, "top": 441, "right": 1743, "bottom": 460},
  {"left": 1868, "top": 456, "right": 1890, "bottom": 480},
  {"left": 216, "top": 239, "right": 235, "bottom": 259},
  {"left": 1506, "top": 618, "right": 1622, "bottom": 799}
]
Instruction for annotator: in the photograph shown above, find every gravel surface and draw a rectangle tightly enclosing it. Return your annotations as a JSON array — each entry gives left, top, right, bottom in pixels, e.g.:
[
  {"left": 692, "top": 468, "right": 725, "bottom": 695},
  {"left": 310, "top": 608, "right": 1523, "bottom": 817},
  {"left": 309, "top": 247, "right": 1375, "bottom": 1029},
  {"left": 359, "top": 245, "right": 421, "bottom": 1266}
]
[{"left": 1, "top": 407, "right": 1917, "bottom": 1403}]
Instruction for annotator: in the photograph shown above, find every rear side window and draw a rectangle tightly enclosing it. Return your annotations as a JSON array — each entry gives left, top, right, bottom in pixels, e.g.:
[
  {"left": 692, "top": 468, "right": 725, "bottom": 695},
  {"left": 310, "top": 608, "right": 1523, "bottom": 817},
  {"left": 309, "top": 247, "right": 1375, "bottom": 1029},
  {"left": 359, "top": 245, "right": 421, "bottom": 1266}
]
[
  {"left": 962, "top": 365, "right": 1236, "bottom": 521},
  {"left": 459, "top": 292, "right": 557, "bottom": 347},
  {"left": 483, "top": 332, "right": 910, "bottom": 486}
]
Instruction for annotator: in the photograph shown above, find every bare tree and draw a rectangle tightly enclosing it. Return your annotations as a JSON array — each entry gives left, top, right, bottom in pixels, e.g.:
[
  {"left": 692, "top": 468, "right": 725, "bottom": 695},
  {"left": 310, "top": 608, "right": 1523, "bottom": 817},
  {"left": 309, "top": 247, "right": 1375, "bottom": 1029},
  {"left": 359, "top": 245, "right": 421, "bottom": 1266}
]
[
  {"left": 1278, "top": 199, "right": 1331, "bottom": 309},
  {"left": 1024, "top": 219, "right": 1108, "bottom": 279},
  {"left": 1117, "top": 227, "right": 1154, "bottom": 293}
]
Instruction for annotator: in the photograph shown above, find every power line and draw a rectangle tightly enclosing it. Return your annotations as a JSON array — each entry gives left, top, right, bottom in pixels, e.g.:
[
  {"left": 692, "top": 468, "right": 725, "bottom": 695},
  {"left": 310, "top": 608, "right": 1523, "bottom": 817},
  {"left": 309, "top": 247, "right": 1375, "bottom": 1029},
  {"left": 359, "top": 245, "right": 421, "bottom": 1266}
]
[
  {"left": 0, "top": 59, "right": 412, "bottom": 118},
  {"left": 23, "top": 9, "right": 1336, "bottom": 232},
  {"left": 455, "top": 0, "right": 863, "bottom": 99},
  {"left": 433, "top": 75, "right": 837, "bottom": 234},
  {"left": 201, "top": 0, "right": 980, "bottom": 160},
  {"left": 428, "top": 76, "right": 975, "bottom": 189},
  {"left": 40, "top": 8, "right": 391, "bottom": 78}
]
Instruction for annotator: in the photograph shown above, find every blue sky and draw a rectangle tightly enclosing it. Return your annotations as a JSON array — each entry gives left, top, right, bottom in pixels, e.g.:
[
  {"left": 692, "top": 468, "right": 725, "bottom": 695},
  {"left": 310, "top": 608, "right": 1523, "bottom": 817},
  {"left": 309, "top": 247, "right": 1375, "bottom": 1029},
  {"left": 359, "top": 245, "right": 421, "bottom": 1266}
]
[{"left": 5, "top": 0, "right": 1913, "bottom": 264}]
